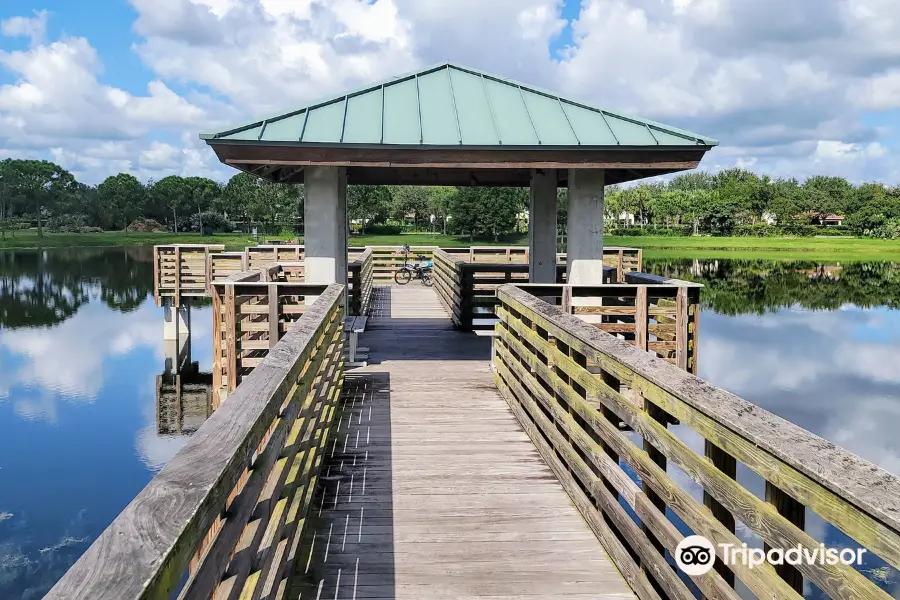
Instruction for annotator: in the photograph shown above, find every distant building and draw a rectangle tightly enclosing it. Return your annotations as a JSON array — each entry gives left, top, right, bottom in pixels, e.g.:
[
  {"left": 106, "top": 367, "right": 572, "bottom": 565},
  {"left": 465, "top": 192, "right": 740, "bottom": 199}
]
[
  {"left": 609, "top": 211, "right": 635, "bottom": 226},
  {"left": 798, "top": 211, "right": 845, "bottom": 226},
  {"left": 762, "top": 212, "right": 777, "bottom": 225}
]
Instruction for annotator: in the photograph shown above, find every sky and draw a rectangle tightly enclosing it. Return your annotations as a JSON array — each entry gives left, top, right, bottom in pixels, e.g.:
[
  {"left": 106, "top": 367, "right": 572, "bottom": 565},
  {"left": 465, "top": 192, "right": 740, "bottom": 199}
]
[{"left": 1, "top": 0, "right": 899, "bottom": 186}]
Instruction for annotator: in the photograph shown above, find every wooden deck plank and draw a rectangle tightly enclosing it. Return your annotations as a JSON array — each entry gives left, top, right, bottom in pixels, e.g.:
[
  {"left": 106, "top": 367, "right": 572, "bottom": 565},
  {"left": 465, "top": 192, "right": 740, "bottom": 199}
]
[{"left": 293, "top": 286, "right": 634, "bottom": 600}]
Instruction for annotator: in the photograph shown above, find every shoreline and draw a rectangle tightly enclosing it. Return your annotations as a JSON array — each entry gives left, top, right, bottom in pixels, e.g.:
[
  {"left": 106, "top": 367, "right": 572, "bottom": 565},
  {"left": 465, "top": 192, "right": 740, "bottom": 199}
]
[{"left": 1, "top": 232, "right": 898, "bottom": 261}]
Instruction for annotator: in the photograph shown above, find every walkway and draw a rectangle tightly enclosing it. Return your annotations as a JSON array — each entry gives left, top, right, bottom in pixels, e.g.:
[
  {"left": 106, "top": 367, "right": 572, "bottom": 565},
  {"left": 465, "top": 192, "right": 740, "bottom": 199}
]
[{"left": 291, "top": 285, "right": 634, "bottom": 600}]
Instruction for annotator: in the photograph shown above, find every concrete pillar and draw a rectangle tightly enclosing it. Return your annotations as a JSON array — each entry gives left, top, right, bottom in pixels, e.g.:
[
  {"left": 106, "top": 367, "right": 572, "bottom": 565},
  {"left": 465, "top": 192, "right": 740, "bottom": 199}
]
[
  {"left": 163, "top": 300, "right": 191, "bottom": 340},
  {"left": 528, "top": 169, "right": 557, "bottom": 284},
  {"left": 566, "top": 169, "right": 606, "bottom": 285},
  {"left": 305, "top": 166, "right": 348, "bottom": 298},
  {"left": 162, "top": 299, "right": 191, "bottom": 373},
  {"left": 304, "top": 166, "right": 348, "bottom": 307}
]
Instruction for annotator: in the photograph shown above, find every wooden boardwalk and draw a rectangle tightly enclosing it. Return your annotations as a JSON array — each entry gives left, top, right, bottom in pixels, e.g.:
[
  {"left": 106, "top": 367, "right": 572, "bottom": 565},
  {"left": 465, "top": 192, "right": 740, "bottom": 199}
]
[{"left": 291, "top": 285, "right": 635, "bottom": 600}]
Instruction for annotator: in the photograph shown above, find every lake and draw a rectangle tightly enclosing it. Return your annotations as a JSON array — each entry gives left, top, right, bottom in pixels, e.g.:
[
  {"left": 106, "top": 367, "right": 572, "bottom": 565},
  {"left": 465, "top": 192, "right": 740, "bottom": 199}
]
[{"left": 0, "top": 247, "right": 898, "bottom": 598}]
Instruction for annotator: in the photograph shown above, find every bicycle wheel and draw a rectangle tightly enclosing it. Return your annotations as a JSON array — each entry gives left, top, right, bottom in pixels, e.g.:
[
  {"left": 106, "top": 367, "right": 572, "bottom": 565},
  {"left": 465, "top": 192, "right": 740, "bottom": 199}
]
[
  {"left": 422, "top": 272, "right": 434, "bottom": 287},
  {"left": 394, "top": 268, "right": 412, "bottom": 285}
]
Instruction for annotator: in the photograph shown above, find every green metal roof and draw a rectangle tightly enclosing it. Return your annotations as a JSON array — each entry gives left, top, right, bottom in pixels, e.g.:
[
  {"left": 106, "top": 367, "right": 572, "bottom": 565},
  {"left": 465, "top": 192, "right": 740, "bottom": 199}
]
[{"left": 201, "top": 63, "right": 718, "bottom": 148}]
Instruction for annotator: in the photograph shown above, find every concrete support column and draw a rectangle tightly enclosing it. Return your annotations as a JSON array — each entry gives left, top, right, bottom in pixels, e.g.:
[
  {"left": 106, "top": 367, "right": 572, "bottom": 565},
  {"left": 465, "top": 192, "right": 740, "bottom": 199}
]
[
  {"left": 305, "top": 166, "right": 348, "bottom": 305},
  {"left": 163, "top": 299, "right": 191, "bottom": 373},
  {"left": 163, "top": 300, "right": 191, "bottom": 340},
  {"left": 566, "top": 169, "right": 606, "bottom": 285},
  {"left": 528, "top": 169, "right": 558, "bottom": 284}
]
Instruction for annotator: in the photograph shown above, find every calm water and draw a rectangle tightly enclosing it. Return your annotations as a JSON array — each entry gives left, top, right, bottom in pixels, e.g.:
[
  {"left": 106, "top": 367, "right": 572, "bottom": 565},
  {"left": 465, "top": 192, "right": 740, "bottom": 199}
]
[{"left": 0, "top": 249, "right": 898, "bottom": 598}]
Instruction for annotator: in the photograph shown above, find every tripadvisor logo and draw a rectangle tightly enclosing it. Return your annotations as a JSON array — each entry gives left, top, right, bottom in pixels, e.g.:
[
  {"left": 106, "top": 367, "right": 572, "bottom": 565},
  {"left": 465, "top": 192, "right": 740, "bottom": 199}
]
[
  {"left": 675, "top": 536, "right": 716, "bottom": 576},
  {"left": 675, "top": 535, "right": 867, "bottom": 577}
]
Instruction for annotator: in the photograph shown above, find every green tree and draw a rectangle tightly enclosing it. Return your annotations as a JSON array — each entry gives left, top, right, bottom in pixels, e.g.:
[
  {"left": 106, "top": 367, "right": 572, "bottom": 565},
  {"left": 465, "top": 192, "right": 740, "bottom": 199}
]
[
  {"left": 348, "top": 185, "right": 392, "bottom": 233},
  {"left": 448, "top": 187, "right": 525, "bottom": 241},
  {"left": 149, "top": 176, "right": 192, "bottom": 233},
  {"left": 424, "top": 187, "right": 457, "bottom": 233},
  {"left": 390, "top": 186, "right": 428, "bottom": 228},
  {"left": 96, "top": 173, "right": 147, "bottom": 231},
  {"left": 183, "top": 177, "right": 222, "bottom": 231},
  {"left": 481, "top": 187, "right": 526, "bottom": 242},
  {"left": 0, "top": 159, "right": 76, "bottom": 237},
  {"left": 801, "top": 175, "right": 854, "bottom": 222}
]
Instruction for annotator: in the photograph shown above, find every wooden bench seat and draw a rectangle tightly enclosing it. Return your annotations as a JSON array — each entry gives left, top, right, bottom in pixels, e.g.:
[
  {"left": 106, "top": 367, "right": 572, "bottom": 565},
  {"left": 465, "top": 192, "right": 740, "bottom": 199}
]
[{"left": 344, "top": 316, "right": 369, "bottom": 366}]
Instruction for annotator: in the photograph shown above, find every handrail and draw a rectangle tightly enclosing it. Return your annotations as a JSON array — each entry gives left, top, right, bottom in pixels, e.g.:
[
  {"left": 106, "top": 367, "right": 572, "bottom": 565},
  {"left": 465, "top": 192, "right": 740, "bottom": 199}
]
[
  {"left": 46, "top": 283, "right": 345, "bottom": 600},
  {"left": 347, "top": 247, "right": 374, "bottom": 315},
  {"left": 494, "top": 284, "right": 900, "bottom": 600}
]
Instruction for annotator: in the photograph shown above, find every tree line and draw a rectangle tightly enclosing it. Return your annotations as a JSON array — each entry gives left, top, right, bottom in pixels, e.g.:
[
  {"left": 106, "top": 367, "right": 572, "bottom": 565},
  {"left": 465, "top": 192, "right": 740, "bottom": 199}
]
[{"left": 2, "top": 158, "right": 899, "bottom": 239}]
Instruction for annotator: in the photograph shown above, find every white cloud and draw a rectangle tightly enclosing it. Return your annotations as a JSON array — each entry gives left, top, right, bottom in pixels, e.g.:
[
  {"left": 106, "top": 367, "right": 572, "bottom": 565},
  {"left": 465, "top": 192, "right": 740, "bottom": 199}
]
[
  {"left": 3, "top": 1, "right": 900, "bottom": 183},
  {"left": 856, "top": 70, "right": 900, "bottom": 110},
  {"left": 0, "top": 10, "right": 48, "bottom": 46},
  {"left": 698, "top": 307, "right": 900, "bottom": 475}
]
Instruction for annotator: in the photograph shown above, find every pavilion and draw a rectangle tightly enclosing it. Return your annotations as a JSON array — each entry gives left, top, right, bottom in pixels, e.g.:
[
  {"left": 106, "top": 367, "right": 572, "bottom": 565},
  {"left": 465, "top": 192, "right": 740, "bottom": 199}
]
[{"left": 200, "top": 62, "right": 717, "bottom": 287}]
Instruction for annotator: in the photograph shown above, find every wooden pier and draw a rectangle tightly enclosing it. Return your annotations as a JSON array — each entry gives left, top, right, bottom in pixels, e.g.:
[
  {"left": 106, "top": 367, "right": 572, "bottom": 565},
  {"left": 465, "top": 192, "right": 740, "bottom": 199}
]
[
  {"left": 291, "top": 286, "right": 634, "bottom": 599},
  {"left": 49, "top": 247, "right": 900, "bottom": 600}
]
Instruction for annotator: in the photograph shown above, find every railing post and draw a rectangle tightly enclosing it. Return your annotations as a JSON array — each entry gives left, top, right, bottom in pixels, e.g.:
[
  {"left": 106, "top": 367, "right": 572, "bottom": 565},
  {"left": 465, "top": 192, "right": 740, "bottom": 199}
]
[
  {"left": 561, "top": 286, "right": 572, "bottom": 314},
  {"left": 175, "top": 374, "right": 182, "bottom": 434},
  {"left": 269, "top": 283, "right": 280, "bottom": 349},
  {"left": 766, "top": 483, "right": 805, "bottom": 593},
  {"left": 675, "top": 287, "right": 689, "bottom": 371},
  {"left": 597, "top": 372, "right": 627, "bottom": 543},
  {"left": 241, "top": 250, "right": 249, "bottom": 272},
  {"left": 153, "top": 246, "right": 160, "bottom": 305},
  {"left": 225, "top": 285, "right": 238, "bottom": 392},
  {"left": 617, "top": 249, "right": 624, "bottom": 283},
  {"left": 704, "top": 441, "right": 737, "bottom": 590},
  {"left": 461, "top": 265, "right": 474, "bottom": 331},
  {"left": 174, "top": 246, "right": 182, "bottom": 307},
  {"left": 641, "top": 395, "right": 669, "bottom": 589},
  {"left": 205, "top": 251, "right": 213, "bottom": 294},
  {"left": 634, "top": 286, "right": 648, "bottom": 351},
  {"left": 690, "top": 288, "right": 700, "bottom": 375},
  {"left": 212, "top": 285, "right": 222, "bottom": 405},
  {"left": 204, "top": 246, "right": 210, "bottom": 288}
]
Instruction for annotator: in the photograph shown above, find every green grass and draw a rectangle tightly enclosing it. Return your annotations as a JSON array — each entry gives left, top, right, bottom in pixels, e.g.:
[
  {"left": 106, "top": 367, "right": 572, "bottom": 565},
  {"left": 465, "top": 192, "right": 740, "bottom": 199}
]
[{"left": 1, "top": 230, "right": 898, "bottom": 261}]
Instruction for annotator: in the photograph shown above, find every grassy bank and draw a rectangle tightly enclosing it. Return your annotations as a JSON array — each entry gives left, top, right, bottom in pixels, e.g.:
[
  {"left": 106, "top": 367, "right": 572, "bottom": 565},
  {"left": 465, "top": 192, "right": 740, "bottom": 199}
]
[
  {"left": 0, "top": 231, "right": 516, "bottom": 250},
  {"left": 1, "top": 231, "right": 898, "bottom": 260}
]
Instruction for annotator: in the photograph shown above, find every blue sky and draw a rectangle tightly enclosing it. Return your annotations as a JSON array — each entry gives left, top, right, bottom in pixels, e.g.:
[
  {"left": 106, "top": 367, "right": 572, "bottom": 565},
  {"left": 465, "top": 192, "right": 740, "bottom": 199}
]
[{"left": 1, "top": 0, "right": 899, "bottom": 185}]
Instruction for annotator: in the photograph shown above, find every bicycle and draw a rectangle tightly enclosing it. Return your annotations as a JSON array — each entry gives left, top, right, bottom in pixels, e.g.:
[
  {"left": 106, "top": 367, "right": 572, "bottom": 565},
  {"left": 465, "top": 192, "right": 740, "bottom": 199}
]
[{"left": 394, "top": 245, "right": 434, "bottom": 286}]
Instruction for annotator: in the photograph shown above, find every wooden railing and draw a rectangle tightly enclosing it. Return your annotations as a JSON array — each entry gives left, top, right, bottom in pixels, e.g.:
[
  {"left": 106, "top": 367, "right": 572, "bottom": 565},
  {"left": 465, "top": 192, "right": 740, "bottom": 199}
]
[
  {"left": 159, "top": 245, "right": 373, "bottom": 316},
  {"left": 511, "top": 279, "right": 701, "bottom": 373},
  {"left": 441, "top": 246, "right": 642, "bottom": 282},
  {"left": 368, "top": 245, "right": 435, "bottom": 284},
  {"left": 47, "top": 284, "right": 345, "bottom": 600},
  {"left": 348, "top": 247, "right": 374, "bottom": 316},
  {"left": 247, "top": 244, "right": 304, "bottom": 270},
  {"left": 211, "top": 269, "right": 333, "bottom": 402},
  {"left": 206, "top": 251, "right": 247, "bottom": 290},
  {"left": 493, "top": 284, "right": 900, "bottom": 600},
  {"left": 154, "top": 244, "right": 225, "bottom": 306},
  {"left": 432, "top": 248, "right": 618, "bottom": 332}
]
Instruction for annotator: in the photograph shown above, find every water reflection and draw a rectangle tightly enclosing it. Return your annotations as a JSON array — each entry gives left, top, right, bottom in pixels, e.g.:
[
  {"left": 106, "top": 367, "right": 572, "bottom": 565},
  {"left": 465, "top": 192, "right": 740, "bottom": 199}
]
[
  {"left": 156, "top": 312, "right": 213, "bottom": 436},
  {"left": 0, "top": 247, "right": 154, "bottom": 329},
  {"left": 0, "top": 247, "right": 211, "bottom": 599},
  {"left": 646, "top": 258, "right": 900, "bottom": 314}
]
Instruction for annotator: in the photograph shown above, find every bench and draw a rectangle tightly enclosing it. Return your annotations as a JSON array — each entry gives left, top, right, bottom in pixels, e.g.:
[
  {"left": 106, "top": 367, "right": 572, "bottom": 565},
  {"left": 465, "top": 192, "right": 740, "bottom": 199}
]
[{"left": 344, "top": 316, "right": 369, "bottom": 366}]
